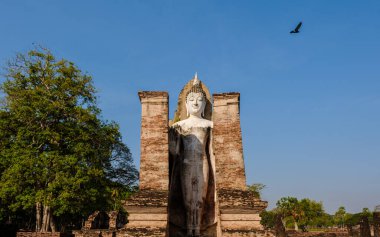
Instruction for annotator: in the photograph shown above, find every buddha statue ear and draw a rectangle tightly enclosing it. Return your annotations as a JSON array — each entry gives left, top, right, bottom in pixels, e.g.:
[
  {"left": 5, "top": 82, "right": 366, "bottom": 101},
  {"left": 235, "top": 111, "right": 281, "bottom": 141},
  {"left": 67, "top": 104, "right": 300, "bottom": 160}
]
[
  {"left": 185, "top": 103, "right": 189, "bottom": 117},
  {"left": 201, "top": 100, "right": 206, "bottom": 117}
]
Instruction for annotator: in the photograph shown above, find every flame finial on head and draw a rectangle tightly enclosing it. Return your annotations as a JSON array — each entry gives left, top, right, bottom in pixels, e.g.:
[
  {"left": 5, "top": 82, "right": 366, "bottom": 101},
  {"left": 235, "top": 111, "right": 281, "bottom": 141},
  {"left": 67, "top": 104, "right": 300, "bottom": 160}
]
[{"left": 193, "top": 72, "right": 200, "bottom": 86}]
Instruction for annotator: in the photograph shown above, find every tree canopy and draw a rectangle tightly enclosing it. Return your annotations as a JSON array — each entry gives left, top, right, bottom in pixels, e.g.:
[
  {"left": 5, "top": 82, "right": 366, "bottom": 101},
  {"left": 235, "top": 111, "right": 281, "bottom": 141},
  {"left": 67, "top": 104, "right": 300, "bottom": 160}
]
[
  {"left": 274, "top": 197, "right": 326, "bottom": 231},
  {"left": 0, "top": 47, "right": 138, "bottom": 231}
]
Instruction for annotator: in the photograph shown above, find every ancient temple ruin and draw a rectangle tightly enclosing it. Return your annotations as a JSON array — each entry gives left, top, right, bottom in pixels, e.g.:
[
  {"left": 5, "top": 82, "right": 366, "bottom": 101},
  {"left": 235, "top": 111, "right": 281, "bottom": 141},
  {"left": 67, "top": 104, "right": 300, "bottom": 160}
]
[{"left": 124, "top": 75, "right": 270, "bottom": 237}]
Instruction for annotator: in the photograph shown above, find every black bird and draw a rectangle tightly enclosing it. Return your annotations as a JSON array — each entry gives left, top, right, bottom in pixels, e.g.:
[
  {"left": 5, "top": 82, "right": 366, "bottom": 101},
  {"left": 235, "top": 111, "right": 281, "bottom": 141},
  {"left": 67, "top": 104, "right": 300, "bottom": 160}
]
[{"left": 290, "top": 22, "right": 302, "bottom": 34}]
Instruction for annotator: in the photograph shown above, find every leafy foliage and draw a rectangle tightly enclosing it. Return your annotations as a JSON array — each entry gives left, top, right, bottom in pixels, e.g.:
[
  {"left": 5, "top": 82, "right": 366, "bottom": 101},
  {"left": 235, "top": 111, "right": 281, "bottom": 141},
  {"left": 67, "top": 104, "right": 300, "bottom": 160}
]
[
  {"left": 260, "top": 210, "right": 277, "bottom": 229},
  {"left": 0, "top": 47, "right": 138, "bottom": 230},
  {"left": 247, "top": 183, "right": 266, "bottom": 198},
  {"left": 333, "top": 206, "right": 347, "bottom": 228}
]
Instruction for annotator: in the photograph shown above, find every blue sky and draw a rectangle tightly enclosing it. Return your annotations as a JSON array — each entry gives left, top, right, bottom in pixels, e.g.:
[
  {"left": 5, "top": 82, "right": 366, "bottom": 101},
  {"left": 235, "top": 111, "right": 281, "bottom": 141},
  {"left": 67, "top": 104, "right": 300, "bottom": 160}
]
[{"left": 1, "top": 0, "right": 379, "bottom": 213}]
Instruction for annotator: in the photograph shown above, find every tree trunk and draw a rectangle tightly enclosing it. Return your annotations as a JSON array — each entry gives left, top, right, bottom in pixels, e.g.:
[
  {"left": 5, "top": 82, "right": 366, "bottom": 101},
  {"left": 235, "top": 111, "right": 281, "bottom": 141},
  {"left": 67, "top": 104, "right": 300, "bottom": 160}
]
[
  {"left": 36, "top": 202, "right": 42, "bottom": 231},
  {"left": 41, "top": 205, "right": 51, "bottom": 232},
  {"left": 275, "top": 214, "right": 288, "bottom": 237},
  {"left": 50, "top": 215, "right": 57, "bottom": 232},
  {"left": 294, "top": 221, "right": 299, "bottom": 231}
]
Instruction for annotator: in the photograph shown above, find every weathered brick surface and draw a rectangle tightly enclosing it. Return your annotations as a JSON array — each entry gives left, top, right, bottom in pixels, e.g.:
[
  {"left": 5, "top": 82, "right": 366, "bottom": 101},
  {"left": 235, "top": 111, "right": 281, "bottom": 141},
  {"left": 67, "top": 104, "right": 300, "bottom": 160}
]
[
  {"left": 124, "top": 190, "right": 168, "bottom": 207},
  {"left": 218, "top": 189, "right": 268, "bottom": 233},
  {"left": 221, "top": 230, "right": 275, "bottom": 237},
  {"left": 218, "top": 189, "right": 268, "bottom": 212},
  {"left": 83, "top": 211, "right": 99, "bottom": 230},
  {"left": 123, "top": 190, "right": 168, "bottom": 230},
  {"left": 138, "top": 91, "right": 169, "bottom": 191},
  {"left": 287, "top": 231, "right": 349, "bottom": 237},
  {"left": 213, "top": 93, "right": 246, "bottom": 190},
  {"left": 17, "top": 232, "right": 73, "bottom": 237},
  {"left": 72, "top": 230, "right": 114, "bottom": 237},
  {"left": 116, "top": 227, "right": 166, "bottom": 236}
]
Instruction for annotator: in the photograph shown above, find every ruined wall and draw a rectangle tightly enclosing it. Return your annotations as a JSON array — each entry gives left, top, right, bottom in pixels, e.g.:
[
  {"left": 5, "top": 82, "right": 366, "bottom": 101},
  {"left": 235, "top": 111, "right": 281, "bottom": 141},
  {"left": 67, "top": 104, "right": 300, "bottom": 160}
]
[
  {"left": 287, "top": 231, "right": 350, "bottom": 237},
  {"left": 222, "top": 230, "right": 275, "bottom": 237},
  {"left": 213, "top": 93, "right": 246, "bottom": 190},
  {"left": 17, "top": 232, "right": 73, "bottom": 237},
  {"left": 138, "top": 91, "right": 169, "bottom": 190}
]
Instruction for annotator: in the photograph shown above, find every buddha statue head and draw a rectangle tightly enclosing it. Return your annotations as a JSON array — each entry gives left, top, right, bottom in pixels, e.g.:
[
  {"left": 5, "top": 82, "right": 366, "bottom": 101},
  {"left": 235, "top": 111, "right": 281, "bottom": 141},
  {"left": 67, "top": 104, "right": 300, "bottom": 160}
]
[
  {"left": 185, "top": 74, "right": 207, "bottom": 118},
  {"left": 170, "top": 73, "right": 212, "bottom": 124}
]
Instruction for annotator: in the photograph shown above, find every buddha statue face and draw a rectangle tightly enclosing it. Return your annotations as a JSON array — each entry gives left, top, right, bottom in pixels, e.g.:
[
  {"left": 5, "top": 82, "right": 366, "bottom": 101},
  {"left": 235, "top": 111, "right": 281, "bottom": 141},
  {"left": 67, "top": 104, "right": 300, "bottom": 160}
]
[{"left": 186, "top": 92, "right": 206, "bottom": 117}]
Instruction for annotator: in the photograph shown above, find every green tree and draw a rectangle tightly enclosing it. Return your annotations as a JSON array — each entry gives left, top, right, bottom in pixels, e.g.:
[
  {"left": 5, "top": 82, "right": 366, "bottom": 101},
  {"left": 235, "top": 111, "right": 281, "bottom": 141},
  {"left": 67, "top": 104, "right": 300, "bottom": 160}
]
[
  {"left": 260, "top": 210, "right": 277, "bottom": 229},
  {"left": 276, "top": 197, "right": 328, "bottom": 231},
  {"left": 276, "top": 197, "right": 303, "bottom": 231},
  {"left": 334, "top": 206, "right": 347, "bottom": 228},
  {"left": 0, "top": 47, "right": 138, "bottom": 231},
  {"left": 298, "top": 198, "right": 324, "bottom": 230},
  {"left": 311, "top": 213, "right": 334, "bottom": 228},
  {"left": 345, "top": 213, "right": 361, "bottom": 227},
  {"left": 247, "top": 183, "right": 266, "bottom": 199}
]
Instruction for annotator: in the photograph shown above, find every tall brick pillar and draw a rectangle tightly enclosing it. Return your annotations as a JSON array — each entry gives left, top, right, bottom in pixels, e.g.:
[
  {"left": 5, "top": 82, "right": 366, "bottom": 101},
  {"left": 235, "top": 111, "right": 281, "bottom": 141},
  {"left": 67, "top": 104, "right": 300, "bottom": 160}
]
[
  {"left": 213, "top": 92, "right": 246, "bottom": 190},
  {"left": 138, "top": 91, "right": 169, "bottom": 191},
  {"left": 213, "top": 92, "right": 268, "bottom": 235},
  {"left": 123, "top": 91, "right": 169, "bottom": 235}
]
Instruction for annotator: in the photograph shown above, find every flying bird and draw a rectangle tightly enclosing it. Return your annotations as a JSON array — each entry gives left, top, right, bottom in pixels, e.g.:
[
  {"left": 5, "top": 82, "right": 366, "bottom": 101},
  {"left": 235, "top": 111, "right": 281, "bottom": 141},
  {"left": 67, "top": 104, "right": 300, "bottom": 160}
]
[{"left": 290, "top": 22, "right": 302, "bottom": 34}]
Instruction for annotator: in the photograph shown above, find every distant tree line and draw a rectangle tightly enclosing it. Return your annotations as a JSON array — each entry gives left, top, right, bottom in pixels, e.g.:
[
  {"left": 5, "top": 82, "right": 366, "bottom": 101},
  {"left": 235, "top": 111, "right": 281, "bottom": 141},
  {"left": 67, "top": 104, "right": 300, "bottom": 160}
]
[
  {"left": 260, "top": 196, "right": 375, "bottom": 232},
  {"left": 0, "top": 47, "right": 138, "bottom": 232}
]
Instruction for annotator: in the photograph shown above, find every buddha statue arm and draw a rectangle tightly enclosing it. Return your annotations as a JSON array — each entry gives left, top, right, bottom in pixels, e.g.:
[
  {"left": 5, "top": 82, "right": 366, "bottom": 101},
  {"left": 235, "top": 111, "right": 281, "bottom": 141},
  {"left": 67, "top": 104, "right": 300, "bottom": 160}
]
[
  {"left": 169, "top": 126, "right": 180, "bottom": 157},
  {"left": 208, "top": 128, "right": 216, "bottom": 186}
]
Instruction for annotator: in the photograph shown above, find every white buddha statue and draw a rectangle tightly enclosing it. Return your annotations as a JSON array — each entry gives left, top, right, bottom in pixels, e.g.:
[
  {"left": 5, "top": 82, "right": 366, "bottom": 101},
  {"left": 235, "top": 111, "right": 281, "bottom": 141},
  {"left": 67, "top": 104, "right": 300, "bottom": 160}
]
[{"left": 168, "top": 75, "right": 217, "bottom": 237}]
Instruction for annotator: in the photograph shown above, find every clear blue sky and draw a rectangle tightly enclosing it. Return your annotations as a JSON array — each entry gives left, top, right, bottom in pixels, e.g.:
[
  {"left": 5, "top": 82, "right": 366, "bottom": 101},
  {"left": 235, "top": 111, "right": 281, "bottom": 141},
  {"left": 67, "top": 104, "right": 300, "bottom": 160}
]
[{"left": 1, "top": 0, "right": 379, "bottom": 214}]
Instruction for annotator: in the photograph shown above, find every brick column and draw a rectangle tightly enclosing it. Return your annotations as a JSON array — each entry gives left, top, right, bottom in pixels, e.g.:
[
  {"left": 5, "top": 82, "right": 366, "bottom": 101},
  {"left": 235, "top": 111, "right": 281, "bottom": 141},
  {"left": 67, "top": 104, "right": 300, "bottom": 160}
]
[
  {"left": 213, "top": 92, "right": 246, "bottom": 190},
  {"left": 138, "top": 91, "right": 169, "bottom": 191}
]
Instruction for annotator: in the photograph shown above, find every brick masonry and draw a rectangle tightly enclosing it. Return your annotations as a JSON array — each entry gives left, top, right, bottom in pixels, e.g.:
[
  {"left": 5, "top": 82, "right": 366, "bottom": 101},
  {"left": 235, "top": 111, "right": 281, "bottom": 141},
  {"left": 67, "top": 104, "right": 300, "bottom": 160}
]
[
  {"left": 17, "top": 232, "right": 73, "bottom": 237},
  {"left": 213, "top": 93, "right": 247, "bottom": 190},
  {"left": 138, "top": 91, "right": 169, "bottom": 191},
  {"left": 222, "top": 230, "right": 275, "bottom": 237},
  {"left": 287, "top": 231, "right": 350, "bottom": 237}
]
